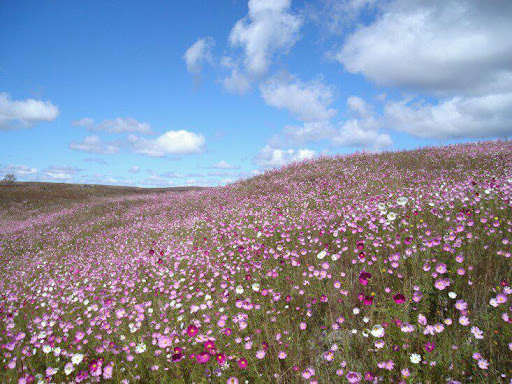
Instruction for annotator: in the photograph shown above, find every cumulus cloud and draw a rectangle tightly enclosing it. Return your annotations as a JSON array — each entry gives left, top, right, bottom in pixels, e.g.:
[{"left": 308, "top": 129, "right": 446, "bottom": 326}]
[
  {"left": 73, "top": 117, "right": 152, "bottom": 134},
  {"left": 384, "top": 93, "right": 512, "bottom": 139},
  {"left": 212, "top": 160, "right": 238, "bottom": 170},
  {"left": 255, "top": 145, "right": 315, "bottom": 168},
  {"left": 229, "top": 0, "right": 302, "bottom": 76},
  {"left": 0, "top": 92, "right": 59, "bottom": 130},
  {"left": 307, "top": 0, "right": 377, "bottom": 35},
  {"left": 41, "top": 166, "right": 81, "bottom": 181},
  {"left": 72, "top": 117, "right": 94, "bottom": 128},
  {"left": 223, "top": 68, "right": 252, "bottom": 95},
  {"left": 260, "top": 75, "right": 337, "bottom": 121},
  {"left": 278, "top": 96, "right": 392, "bottom": 150},
  {"left": 184, "top": 37, "right": 215, "bottom": 74},
  {"left": 282, "top": 120, "right": 337, "bottom": 143},
  {"left": 84, "top": 158, "right": 108, "bottom": 165},
  {"left": 333, "top": 120, "right": 392, "bottom": 150},
  {"left": 0, "top": 164, "right": 38, "bottom": 178},
  {"left": 336, "top": 0, "right": 512, "bottom": 95},
  {"left": 130, "top": 130, "right": 206, "bottom": 157},
  {"left": 69, "top": 136, "right": 120, "bottom": 154}
]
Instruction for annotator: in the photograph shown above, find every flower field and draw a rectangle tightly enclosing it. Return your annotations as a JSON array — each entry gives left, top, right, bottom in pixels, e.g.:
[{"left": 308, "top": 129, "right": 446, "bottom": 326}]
[{"left": 1, "top": 140, "right": 511, "bottom": 383}]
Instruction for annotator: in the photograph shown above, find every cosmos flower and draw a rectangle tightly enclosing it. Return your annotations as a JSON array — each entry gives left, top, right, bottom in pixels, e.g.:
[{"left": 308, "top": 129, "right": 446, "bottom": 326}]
[
  {"left": 317, "top": 250, "right": 327, "bottom": 259},
  {"left": 393, "top": 293, "right": 406, "bottom": 304},
  {"left": 371, "top": 325, "right": 385, "bottom": 338},
  {"left": 410, "top": 354, "right": 422, "bottom": 364},
  {"left": 187, "top": 324, "right": 199, "bottom": 337},
  {"left": 237, "top": 358, "right": 248, "bottom": 369}
]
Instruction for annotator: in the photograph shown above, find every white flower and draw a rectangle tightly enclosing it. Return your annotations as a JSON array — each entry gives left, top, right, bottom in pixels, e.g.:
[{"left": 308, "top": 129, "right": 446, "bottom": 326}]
[
  {"left": 317, "top": 250, "right": 327, "bottom": 259},
  {"left": 387, "top": 212, "right": 397, "bottom": 221},
  {"left": 397, "top": 196, "right": 408, "bottom": 206},
  {"left": 448, "top": 292, "right": 457, "bottom": 299},
  {"left": 410, "top": 353, "right": 422, "bottom": 364},
  {"left": 235, "top": 285, "right": 244, "bottom": 294},
  {"left": 370, "top": 325, "right": 385, "bottom": 338},
  {"left": 42, "top": 345, "right": 52, "bottom": 353},
  {"left": 251, "top": 283, "right": 260, "bottom": 292},
  {"left": 135, "top": 343, "right": 147, "bottom": 354},
  {"left": 53, "top": 347, "right": 61, "bottom": 356},
  {"left": 353, "top": 307, "right": 360, "bottom": 315},
  {"left": 489, "top": 298, "right": 499, "bottom": 307},
  {"left": 71, "top": 353, "right": 84, "bottom": 365},
  {"left": 64, "top": 362, "right": 74, "bottom": 375}
]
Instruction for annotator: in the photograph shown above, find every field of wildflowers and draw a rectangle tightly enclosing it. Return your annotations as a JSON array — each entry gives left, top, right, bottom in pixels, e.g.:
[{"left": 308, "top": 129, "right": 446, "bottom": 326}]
[{"left": 0, "top": 140, "right": 511, "bottom": 383}]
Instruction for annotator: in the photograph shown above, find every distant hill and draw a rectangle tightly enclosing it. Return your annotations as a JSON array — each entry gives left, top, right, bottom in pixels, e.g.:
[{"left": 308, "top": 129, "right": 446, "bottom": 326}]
[{"left": 0, "top": 181, "right": 205, "bottom": 213}]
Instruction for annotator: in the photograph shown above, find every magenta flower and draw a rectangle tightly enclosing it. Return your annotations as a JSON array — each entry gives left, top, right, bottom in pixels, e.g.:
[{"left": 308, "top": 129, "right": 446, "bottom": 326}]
[
  {"left": 393, "top": 293, "right": 406, "bottom": 304},
  {"left": 215, "top": 353, "right": 226, "bottom": 365},
  {"left": 424, "top": 341, "right": 435, "bottom": 352},
  {"left": 186, "top": 324, "right": 198, "bottom": 337},
  {"left": 359, "top": 270, "right": 372, "bottom": 286},
  {"left": 237, "top": 358, "right": 248, "bottom": 369}
]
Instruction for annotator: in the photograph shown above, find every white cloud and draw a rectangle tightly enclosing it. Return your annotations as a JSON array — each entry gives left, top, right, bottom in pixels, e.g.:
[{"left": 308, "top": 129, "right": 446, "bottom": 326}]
[
  {"left": 212, "top": 160, "right": 237, "bottom": 169},
  {"left": 229, "top": 0, "right": 302, "bottom": 76},
  {"left": 282, "top": 120, "right": 337, "bottom": 143},
  {"left": 184, "top": 37, "right": 215, "bottom": 74},
  {"left": 336, "top": 0, "right": 512, "bottom": 95},
  {"left": 260, "top": 75, "right": 337, "bottom": 121},
  {"left": 278, "top": 96, "right": 392, "bottom": 150},
  {"left": 73, "top": 117, "right": 152, "bottom": 134},
  {"left": 0, "top": 92, "right": 59, "bottom": 130},
  {"left": 130, "top": 130, "right": 206, "bottom": 157},
  {"left": 0, "top": 164, "right": 38, "bottom": 178},
  {"left": 128, "top": 166, "right": 140, "bottom": 173},
  {"left": 384, "top": 93, "right": 512, "bottom": 139},
  {"left": 307, "top": 0, "right": 377, "bottom": 35},
  {"left": 347, "top": 95, "right": 373, "bottom": 118},
  {"left": 223, "top": 68, "right": 252, "bottom": 95},
  {"left": 333, "top": 119, "right": 392, "bottom": 150},
  {"left": 255, "top": 145, "right": 315, "bottom": 168},
  {"left": 69, "top": 135, "right": 120, "bottom": 154},
  {"left": 41, "top": 166, "right": 81, "bottom": 181},
  {"left": 72, "top": 117, "right": 94, "bottom": 128}
]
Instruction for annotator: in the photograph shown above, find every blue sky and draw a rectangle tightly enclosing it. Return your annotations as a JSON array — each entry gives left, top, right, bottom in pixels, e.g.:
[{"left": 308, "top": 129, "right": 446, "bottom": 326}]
[{"left": 1, "top": 0, "right": 511, "bottom": 187}]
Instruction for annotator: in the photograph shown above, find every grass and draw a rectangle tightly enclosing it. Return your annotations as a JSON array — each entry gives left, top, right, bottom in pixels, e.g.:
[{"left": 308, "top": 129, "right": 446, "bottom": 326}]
[{"left": 0, "top": 140, "right": 511, "bottom": 383}]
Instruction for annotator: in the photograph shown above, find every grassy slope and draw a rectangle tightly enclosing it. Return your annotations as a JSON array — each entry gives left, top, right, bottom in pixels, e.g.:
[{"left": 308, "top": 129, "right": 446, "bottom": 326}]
[{"left": 0, "top": 141, "right": 511, "bottom": 383}]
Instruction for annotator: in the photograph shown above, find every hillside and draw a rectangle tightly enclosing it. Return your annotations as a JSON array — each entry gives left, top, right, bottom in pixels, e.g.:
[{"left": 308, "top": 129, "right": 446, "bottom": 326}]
[{"left": 0, "top": 140, "right": 511, "bottom": 383}]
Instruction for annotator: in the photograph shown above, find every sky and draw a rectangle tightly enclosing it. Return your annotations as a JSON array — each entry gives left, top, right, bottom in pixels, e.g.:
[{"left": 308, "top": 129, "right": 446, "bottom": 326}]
[{"left": 1, "top": 0, "right": 511, "bottom": 187}]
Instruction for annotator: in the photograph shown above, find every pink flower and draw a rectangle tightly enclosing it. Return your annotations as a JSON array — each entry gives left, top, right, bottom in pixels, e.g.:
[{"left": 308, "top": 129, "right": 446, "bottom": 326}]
[
  {"left": 459, "top": 316, "right": 470, "bottom": 326},
  {"left": 477, "top": 359, "right": 489, "bottom": 369},
  {"left": 346, "top": 371, "right": 362, "bottom": 383},
  {"left": 103, "top": 365, "right": 113, "bottom": 379},
  {"left": 158, "top": 336, "right": 171, "bottom": 348},
  {"left": 197, "top": 351, "right": 211, "bottom": 364}
]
